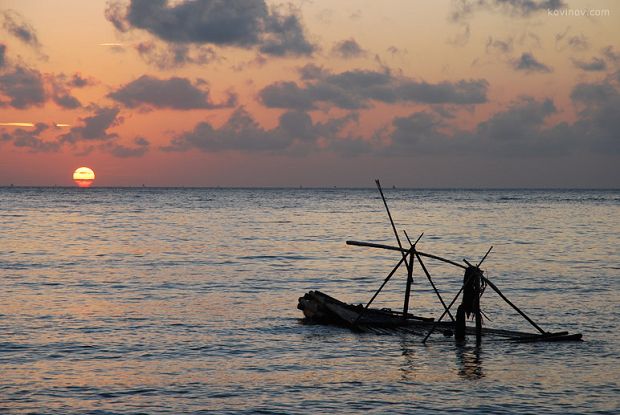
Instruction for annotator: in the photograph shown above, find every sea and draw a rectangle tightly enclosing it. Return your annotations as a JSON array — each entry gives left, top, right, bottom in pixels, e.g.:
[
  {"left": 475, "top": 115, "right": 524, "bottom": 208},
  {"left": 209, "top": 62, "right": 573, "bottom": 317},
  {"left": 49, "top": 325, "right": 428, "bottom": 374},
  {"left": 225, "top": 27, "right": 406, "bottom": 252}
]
[{"left": 1, "top": 187, "right": 619, "bottom": 414}]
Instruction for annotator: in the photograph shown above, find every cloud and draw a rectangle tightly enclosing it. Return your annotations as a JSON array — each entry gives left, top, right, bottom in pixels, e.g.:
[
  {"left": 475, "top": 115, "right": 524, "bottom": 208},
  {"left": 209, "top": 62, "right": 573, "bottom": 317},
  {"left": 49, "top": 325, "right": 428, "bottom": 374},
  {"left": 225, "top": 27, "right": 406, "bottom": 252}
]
[
  {"left": 163, "top": 97, "right": 566, "bottom": 158},
  {"left": 388, "top": 111, "right": 449, "bottom": 154},
  {"left": 163, "top": 77, "right": 620, "bottom": 161},
  {"left": 567, "top": 34, "right": 589, "bottom": 51},
  {"left": 104, "top": 1, "right": 131, "bottom": 32},
  {"left": 1, "top": 10, "right": 41, "bottom": 48},
  {"left": 68, "top": 73, "right": 92, "bottom": 88},
  {"left": 0, "top": 122, "right": 59, "bottom": 152},
  {"left": 135, "top": 41, "right": 217, "bottom": 69},
  {"left": 0, "top": 65, "right": 46, "bottom": 108},
  {"left": 399, "top": 78, "right": 489, "bottom": 104},
  {"left": 259, "top": 68, "right": 488, "bottom": 110},
  {"left": 389, "top": 81, "right": 620, "bottom": 158},
  {"left": 570, "top": 80, "right": 620, "bottom": 153},
  {"left": 451, "top": 0, "right": 566, "bottom": 21},
  {"left": 555, "top": 28, "right": 589, "bottom": 51},
  {"left": 259, "top": 81, "right": 317, "bottom": 110},
  {"left": 163, "top": 107, "right": 290, "bottom": 152},
  {"left": 0, "top": 106, "right": 155, "bottom": 157},
  {"left": 572, "top": 57, "right": 606, "bottom": 72},
  {"left": 0, "top": 43, "right": 6, "bottom": 67},
  {"left": 516, "top": 31, "right": 541, "bottom": 51},
  {"left": 60, "top": 106, "right": 121, "bottom": 143},
  {"left": 602, "top": 46, "right": 620, "bottom": 65},
  {"left": 47, "top": 73, "right": 93, "bottom": 109},
  {"left": 103, "top": 136, "right": 150, "bottom": 157},
  {"left": 474, "top": 97, "right": 559, "bottom": 153},
  {"left": 259, "top": 7, "right": 315, "bottom": 56},
  {"left": 571, "top": 81, "right": 614, "bottom": 104},
  {"left": 387, "top": 46, "right": 407, "bottom": 57},
  {"left": 105, "top": 0, "right": 315, "bottom": 57},
  {"left": 0, "top": 65, "right": 89, "bottom": 110},
  {"left": 331, "top": 38, "right": 366, "bottom": 58},
  {"left": 298, "top": 63, "right": 328, "bottom": 80},
  {"left": 385, "top": 97, "right": 571, "bottom": 158},
  {"left": 448, "top": 23, "right": 470, "bottom": 47},
  {"left": 230, "top": 54, "right": 267, "bottom": 72},
  {"left": 53, "top": 94, "right": 81, "bottom": 109},
  {"left": 485, "top": 36, "right": 513, "bottom": 54},
  {"left": 108, "top": 75, "right": 236, "bottom": 109},
  {"left": 511, "top": 52, "right": 552, "bottom": 73},
  {"left": 162, "top": 106, "right": 361, "bottom": 154}
]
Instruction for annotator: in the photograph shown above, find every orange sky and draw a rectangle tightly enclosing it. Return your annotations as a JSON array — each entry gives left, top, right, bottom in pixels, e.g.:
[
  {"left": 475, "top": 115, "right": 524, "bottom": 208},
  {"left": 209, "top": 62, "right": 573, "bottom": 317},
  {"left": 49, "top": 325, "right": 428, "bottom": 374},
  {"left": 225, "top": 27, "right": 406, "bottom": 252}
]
[{"left": 1, "top": 0, "right": 619, "bottom": 187}]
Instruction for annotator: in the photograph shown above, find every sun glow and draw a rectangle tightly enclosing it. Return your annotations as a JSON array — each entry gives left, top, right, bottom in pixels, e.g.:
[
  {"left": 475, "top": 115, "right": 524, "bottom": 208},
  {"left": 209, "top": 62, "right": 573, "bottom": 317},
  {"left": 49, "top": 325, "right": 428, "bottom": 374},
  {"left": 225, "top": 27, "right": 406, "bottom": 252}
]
[{"left": 73, "top": 167, "right": 95, "bottom": 188}]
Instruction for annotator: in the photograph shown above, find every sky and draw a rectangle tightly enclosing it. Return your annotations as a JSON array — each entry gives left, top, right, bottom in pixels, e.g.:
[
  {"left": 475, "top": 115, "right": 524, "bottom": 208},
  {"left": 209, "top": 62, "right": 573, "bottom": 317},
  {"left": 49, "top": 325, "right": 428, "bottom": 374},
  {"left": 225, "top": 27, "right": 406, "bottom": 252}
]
[{"left": 0, "top": 0, "right": 618, "bottom": 187}]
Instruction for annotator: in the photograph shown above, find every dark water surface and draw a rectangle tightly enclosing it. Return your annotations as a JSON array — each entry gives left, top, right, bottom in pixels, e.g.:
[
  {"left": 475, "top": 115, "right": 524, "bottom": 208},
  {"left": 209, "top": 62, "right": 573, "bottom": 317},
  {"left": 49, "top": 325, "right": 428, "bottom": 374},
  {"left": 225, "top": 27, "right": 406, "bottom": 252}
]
[{"left": 1, "top": 188, "right": 618, "bottom": 414}]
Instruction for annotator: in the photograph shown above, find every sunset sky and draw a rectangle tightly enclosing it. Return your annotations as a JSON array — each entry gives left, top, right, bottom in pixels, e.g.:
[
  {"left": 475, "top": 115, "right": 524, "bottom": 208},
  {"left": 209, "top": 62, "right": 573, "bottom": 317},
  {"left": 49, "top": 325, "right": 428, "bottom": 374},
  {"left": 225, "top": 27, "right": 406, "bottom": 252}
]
[{"left": 1, "top": 0, "right": 618, "bottom": 187}]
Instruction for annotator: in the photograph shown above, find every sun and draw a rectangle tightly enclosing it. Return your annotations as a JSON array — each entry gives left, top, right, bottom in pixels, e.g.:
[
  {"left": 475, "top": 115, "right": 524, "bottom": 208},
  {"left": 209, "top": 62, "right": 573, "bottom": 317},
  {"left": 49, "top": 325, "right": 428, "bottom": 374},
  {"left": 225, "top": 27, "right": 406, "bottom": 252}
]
[{"left": 73, "top": 167, "right": 95, "bottom": 187}]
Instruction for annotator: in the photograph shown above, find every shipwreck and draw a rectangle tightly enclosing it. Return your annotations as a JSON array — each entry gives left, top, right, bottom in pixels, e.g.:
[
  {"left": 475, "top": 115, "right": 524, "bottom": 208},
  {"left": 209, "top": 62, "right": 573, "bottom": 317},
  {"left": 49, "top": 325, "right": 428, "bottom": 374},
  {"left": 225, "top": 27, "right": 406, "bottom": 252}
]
[{"left": 298, "top": 180, "right": 582, "bottom": 343}]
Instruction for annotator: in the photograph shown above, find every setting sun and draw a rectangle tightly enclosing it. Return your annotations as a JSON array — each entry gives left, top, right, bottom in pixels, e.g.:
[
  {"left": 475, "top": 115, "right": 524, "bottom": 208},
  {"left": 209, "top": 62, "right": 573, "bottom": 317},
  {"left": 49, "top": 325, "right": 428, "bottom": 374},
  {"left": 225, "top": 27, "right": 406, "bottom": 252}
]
[{"left": 73, "top": 167, "right": 95, "bottom": 188}]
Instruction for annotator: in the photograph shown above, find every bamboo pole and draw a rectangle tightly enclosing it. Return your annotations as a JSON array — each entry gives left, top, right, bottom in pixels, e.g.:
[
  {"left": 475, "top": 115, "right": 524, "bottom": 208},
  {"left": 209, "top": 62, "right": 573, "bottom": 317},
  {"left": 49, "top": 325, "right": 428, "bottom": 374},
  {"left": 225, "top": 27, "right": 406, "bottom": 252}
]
[
  {"left": 374, "top": 179, "right": 413, "bottom": 316},
  {"left": 477, "top": 246, "right": 493, "bottom": 267},
  {"left": 415, "top": 252, "right": 455, "bottom": 322},
  {"left": 422, "top": 269, "right": 479, "bottom": 343},
  {"left": 402, "top": 254, "right": 414, "bottom": 318},
  {"left": 403, "top": 230, "right": 424, "bottom": 247},
  {"left": 346, "top": 240, "right": 467, "bottom": 270},
  {"left": 375, "top": 179, "right": 405, "bottom": 252},
  {"left": 352, "top": 250, "right": 411, "bottom": 326},
  {"left": 402, "top": 231, "right": 422, "bottom": 319},
  {"left": 481, "top": 276, "right": 547, "bottom": 335}
]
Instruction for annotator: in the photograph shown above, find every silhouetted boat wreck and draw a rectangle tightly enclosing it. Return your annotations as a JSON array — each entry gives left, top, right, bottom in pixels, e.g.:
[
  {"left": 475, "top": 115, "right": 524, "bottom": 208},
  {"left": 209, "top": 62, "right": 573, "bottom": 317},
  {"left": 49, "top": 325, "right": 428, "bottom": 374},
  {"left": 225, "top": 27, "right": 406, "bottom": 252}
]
[{"left": 298, "top": 180, "right": 583, "bottom": 344}]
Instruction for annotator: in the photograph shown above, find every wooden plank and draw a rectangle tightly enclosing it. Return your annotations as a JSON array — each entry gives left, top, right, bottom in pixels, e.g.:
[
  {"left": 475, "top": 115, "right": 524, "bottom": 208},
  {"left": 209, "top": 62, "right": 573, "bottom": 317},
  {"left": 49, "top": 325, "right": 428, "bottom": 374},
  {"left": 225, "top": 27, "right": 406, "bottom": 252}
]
[{"left": 512, "top": 332, "right": 582, "bottom": 343}]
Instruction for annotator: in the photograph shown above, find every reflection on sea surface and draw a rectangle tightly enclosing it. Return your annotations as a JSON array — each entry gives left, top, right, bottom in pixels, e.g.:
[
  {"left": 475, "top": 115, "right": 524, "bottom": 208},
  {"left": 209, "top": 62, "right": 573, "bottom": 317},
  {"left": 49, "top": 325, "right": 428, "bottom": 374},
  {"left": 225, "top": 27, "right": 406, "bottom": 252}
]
[
  {"left": 456, "top": 343, "right": 485, "bottom": 380},
  {"left": 399, "top": 338, "right": 485, "bottom": 382}
]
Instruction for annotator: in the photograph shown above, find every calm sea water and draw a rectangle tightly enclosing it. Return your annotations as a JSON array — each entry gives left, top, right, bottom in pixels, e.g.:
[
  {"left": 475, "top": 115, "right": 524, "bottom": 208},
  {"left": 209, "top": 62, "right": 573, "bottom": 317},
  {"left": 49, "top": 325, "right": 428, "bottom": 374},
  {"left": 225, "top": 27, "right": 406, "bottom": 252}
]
[{"left": 1, "top": 188, "right": 619, "bottom": 414}]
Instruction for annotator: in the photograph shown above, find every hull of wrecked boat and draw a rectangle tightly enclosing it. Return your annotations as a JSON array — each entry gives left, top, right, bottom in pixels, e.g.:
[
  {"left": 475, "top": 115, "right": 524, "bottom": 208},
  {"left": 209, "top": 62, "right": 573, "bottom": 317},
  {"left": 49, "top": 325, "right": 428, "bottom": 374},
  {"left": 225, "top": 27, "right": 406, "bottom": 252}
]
[
  {"left": 299, "top": 290, "right": 452, "bottom": 334},
  {"left": 298, "top": 290, "right": 582, "bottom": 341}
]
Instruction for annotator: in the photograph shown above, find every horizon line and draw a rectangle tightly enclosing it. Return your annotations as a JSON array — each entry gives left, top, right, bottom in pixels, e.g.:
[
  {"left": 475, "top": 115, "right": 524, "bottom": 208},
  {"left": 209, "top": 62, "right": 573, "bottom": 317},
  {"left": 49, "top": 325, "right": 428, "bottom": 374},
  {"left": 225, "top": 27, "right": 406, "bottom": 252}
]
[{"left": 1, "top": 185, "right": 619, "bottom": 191}]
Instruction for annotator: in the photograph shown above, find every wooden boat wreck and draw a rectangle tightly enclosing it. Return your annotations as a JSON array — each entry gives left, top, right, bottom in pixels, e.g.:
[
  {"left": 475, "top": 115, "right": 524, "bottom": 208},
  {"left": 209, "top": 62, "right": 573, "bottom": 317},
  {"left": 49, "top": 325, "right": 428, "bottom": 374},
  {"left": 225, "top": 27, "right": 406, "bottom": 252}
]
[{"left": 298, "top": 181, "right": 583, "bottom": 344}]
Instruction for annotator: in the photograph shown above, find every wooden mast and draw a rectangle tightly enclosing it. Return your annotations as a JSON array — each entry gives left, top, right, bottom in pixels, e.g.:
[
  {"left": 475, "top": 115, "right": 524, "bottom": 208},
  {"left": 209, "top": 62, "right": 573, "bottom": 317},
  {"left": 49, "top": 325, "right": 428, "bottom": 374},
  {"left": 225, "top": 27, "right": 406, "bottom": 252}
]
[{"left": 374, "top": 180, "right": 413, "bottom": 319}]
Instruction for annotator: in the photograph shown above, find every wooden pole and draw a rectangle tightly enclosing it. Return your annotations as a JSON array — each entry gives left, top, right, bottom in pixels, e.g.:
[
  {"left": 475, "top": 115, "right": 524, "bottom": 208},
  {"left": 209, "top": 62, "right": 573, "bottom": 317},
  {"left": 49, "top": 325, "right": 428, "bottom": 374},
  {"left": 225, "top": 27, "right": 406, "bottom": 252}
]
[
  {"left": 402, "top": 254, "right": 414, "bottom": 318},
  {"left": 352, "top": 250, "right": 411, "bottom": 326},
  {"left": 477, "top": 246, "right": 493, "bottom": 267},
  {"left": 415, "top": 252, "right": 455, "bottom": 322},
  {"left": 403, "top": 230, "right": 424, "bottom": 247},
  {"left": 375, "top": 179, "right": 413, "bottom": 315},
  {"left": 346, "top": 240, "right": 467, "bottom": 270},
  {"left": 375, "top": 180, "right": 415, "bottom": 318},
  {"left": 474, "top": 271, "right": 482, "bottom": 343},
  {"left": 422, "top": 270, "right": 478, "bottom": 343},
  {"left": 402, "top": 231, "right": 422, "bottom": 319},
  {"left": 482, "top": 276, "right": 547, "bottom": 335},
  {"left": 375, "top": 179, "right": 405, "bottom": 252}
]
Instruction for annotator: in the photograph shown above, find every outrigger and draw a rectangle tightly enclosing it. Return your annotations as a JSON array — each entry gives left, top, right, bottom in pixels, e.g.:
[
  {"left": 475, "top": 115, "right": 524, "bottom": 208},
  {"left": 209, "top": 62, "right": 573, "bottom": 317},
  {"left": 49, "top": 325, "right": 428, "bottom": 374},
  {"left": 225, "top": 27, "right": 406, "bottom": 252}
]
[{"left": 298, "top": 180, "right": 582, "bottom": 343}]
